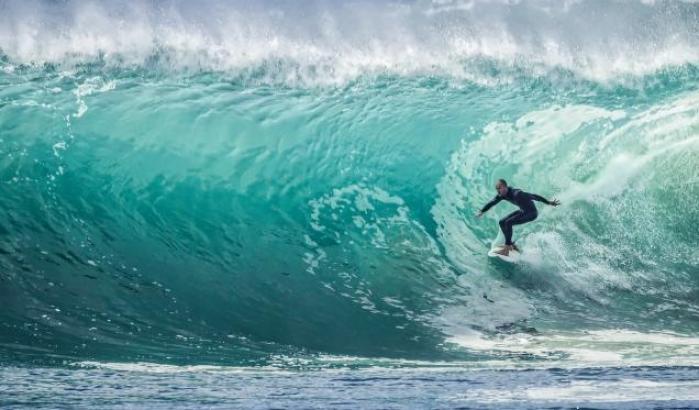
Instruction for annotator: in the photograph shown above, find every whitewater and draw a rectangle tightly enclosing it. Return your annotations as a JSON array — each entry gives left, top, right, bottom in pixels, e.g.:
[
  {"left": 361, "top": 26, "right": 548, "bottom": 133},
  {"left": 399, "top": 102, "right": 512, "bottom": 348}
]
[{"left": 1, "top": 0, "right": 698, "bottom": 408}]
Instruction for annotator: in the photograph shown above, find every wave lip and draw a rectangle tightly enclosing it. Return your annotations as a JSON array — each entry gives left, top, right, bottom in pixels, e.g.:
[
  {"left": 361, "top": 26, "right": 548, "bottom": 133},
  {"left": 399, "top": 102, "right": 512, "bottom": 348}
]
[{"left": 1, "top": 0, "right": 698, "bottom": 84}]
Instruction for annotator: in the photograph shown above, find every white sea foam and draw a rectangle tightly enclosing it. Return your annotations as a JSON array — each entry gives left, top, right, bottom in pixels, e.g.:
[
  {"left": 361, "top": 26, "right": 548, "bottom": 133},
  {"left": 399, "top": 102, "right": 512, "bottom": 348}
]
[
  {"left": 76, "top": 327, "right": 699, "bottom": 373},
  {"left": 465, "top": 378, "right": 699, "bottom": 402},
  {"left": 430, "top": 103, "right": 623, "bottom": 329},
  {"left": 431, "top": 89, "right": 698, "bottom": 346},
  {"left": 1, "top": 0, "right": 697, "bottom": 85},
  {"left": 448, "top": 328, "right": 699, "bottom": 368}
]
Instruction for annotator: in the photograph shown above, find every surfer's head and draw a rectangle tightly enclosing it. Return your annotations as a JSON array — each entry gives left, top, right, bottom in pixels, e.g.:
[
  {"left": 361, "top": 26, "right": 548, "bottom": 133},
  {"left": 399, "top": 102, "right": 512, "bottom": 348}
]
[{"left": 495, "top": 179, "right": 508, "bottom": 196}]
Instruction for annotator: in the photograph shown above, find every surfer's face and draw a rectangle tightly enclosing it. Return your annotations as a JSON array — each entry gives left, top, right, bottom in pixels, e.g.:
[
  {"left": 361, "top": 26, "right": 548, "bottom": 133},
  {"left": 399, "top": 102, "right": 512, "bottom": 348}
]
[{"left": 496, "top": 183, "right": 508, "bottom": 196}]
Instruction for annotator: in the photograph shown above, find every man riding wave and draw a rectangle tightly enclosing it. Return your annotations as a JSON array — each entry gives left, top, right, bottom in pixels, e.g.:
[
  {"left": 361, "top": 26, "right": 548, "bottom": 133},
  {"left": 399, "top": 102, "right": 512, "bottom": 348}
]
[{"left": 477, "top": 179, "right": 560, "bottom": 256}]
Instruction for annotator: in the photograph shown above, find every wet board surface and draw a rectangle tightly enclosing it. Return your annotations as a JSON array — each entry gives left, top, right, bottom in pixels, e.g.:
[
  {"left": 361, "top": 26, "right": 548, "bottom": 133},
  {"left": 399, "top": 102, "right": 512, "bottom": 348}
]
[{"left": 488, "top": 247, "right": 522, "bottom": 263}]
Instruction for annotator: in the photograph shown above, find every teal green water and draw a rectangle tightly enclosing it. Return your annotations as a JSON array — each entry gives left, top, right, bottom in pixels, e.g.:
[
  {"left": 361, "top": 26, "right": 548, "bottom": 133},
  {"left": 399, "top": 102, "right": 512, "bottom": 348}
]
[{"left": 1, "top": 1, "right": 698, "bottom": 368}]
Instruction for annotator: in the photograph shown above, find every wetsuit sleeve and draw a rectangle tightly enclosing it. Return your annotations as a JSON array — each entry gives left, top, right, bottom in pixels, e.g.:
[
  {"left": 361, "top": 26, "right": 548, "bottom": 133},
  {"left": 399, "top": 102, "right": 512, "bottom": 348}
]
[
  {"left": 528, "top": 192, "right": 550, "bottom": 205},
  {"left": 480, "top": 196, "right": 502, "bottom": 213}
]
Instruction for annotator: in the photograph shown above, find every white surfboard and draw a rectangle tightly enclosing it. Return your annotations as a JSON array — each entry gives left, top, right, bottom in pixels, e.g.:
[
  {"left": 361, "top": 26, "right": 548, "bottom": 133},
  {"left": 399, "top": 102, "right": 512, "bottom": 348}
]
[{"left": 488, "top": 246, "right": 522, "bottom": 263}]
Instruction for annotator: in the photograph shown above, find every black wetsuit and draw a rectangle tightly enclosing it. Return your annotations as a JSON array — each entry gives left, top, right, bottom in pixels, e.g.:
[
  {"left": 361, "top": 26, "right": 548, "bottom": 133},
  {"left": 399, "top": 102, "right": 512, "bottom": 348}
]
[{"left": 480, "top": 188, "right": 551, "bottom": 245}]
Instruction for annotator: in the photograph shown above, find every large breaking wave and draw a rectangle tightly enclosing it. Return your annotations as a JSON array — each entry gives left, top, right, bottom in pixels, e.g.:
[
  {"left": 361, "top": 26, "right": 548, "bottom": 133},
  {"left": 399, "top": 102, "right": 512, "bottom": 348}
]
[{"left": 0, "top": 0, "right": 698, "bottom": 367}]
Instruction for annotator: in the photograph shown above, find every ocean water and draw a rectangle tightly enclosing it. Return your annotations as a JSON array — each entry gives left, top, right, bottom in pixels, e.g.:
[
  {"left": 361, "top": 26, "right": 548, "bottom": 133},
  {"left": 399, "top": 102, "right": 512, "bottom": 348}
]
[{"left": 1, "top": 0, "right": 699, "bottom": 408}]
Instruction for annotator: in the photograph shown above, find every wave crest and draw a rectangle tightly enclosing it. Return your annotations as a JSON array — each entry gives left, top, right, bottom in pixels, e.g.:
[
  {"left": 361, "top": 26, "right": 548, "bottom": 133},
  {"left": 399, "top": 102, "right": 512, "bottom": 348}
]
[{"left": 1, "top": 0, "right": 698, "bottom": 85}]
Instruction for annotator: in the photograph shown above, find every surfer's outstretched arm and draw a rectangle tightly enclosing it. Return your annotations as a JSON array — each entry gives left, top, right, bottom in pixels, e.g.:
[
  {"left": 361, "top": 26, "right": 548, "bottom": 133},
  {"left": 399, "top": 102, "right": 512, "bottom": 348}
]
[
  {"left": 477, "top": 196, "right": 502, "bottom": 217},
  {"left": 529, "top": 193, "right": 560, "bottom": 206}
]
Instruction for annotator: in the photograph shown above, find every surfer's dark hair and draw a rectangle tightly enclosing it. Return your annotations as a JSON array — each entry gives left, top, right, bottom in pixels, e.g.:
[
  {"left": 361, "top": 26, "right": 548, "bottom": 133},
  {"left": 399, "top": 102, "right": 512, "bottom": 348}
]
[{"left": 497, "top": 179, "right": 508, "bottom": 186}]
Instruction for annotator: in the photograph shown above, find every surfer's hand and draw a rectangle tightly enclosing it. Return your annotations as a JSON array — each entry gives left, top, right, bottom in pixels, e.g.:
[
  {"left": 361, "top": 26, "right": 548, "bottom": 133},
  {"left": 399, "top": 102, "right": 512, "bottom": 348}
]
[
  {"left": 549, "top": 198, "right": 560, "bottom": 206},
  {"left": 476, "top": 211, "right": 484, "bottom": 218}
]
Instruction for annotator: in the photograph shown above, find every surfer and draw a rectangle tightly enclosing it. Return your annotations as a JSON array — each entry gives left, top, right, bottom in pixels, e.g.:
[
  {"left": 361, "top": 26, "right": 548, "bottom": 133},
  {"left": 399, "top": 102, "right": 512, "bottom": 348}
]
[{"left": 476, "top": 179, "right": 559, "bottom": 256}]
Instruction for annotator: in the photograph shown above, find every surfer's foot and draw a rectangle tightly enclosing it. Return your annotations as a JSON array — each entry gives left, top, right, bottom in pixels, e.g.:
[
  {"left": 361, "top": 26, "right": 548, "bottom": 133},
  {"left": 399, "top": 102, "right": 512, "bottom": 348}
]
[
  {"left": 511, "top": 244, "right": 520, "bottom": 252},
  {"left": 495, "top": 246, "right": 511, "bottom": 256}
]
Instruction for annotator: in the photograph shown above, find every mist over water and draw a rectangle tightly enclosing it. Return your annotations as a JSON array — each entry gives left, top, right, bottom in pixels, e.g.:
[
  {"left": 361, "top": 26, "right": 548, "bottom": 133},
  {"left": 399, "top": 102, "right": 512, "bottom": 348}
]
[
  {"left": 2, "top": 0, "right": 698, "bottom": 83},
  {"left": 1, "top": 0, "right": 698, "bottom": 370}
]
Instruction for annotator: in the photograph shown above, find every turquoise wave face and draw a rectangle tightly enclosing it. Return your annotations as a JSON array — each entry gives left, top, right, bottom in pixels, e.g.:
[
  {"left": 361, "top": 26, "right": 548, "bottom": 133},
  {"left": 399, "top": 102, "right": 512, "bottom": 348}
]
[
  {"left": 2, "top": 64, "right": 697, "bottom": 366},
  {"left": 1, "top": 0, "right": 698, "bottom": 367}
]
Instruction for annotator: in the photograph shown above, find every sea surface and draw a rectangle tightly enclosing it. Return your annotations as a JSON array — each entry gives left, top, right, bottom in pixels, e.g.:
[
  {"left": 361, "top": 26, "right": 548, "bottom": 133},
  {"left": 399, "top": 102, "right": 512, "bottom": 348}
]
[{"left": 1, "top": 0, "right": 698, "bottom": 408}]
